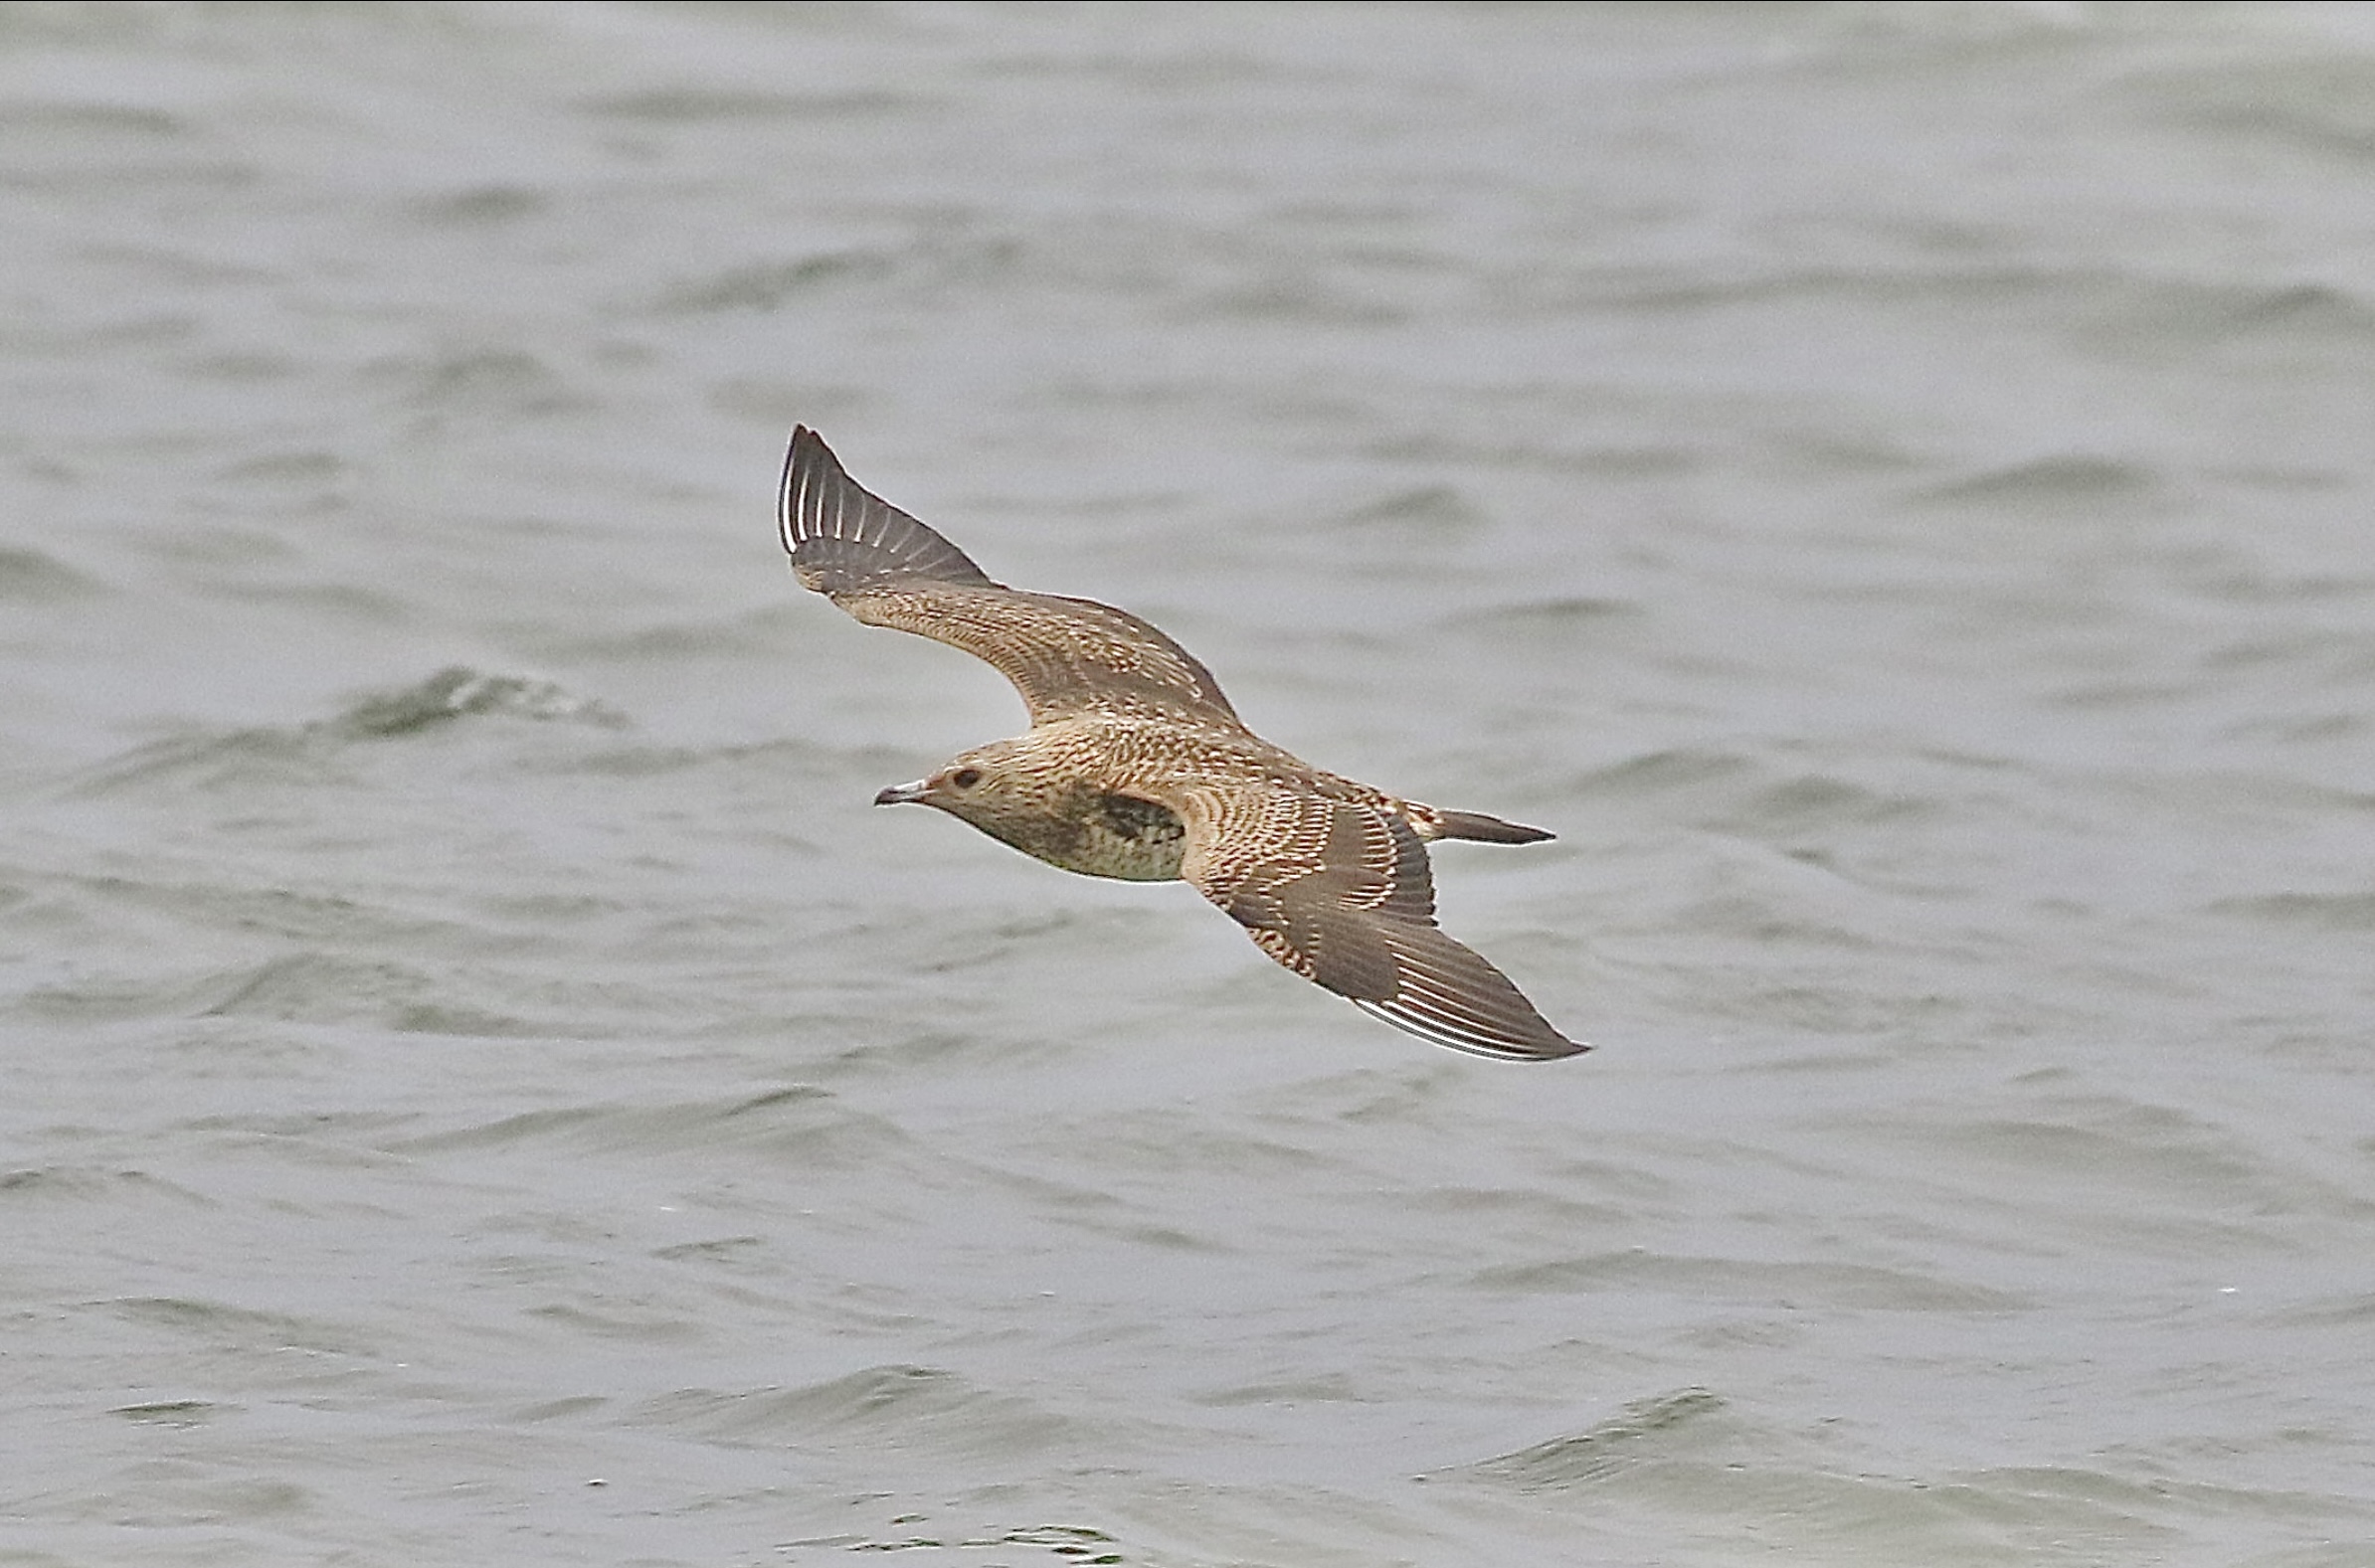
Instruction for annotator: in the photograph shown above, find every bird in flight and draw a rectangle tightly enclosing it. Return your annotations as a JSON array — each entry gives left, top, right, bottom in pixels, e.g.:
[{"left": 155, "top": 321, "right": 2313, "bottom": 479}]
[{"left": 778, "top": 428, "right": 1584, "bottom": 1061}]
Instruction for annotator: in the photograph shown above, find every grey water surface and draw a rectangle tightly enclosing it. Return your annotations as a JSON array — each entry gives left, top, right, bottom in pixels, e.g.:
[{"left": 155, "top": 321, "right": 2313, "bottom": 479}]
[{"left": 5, "top": 4, "right": 2374, "bottom": 1565}]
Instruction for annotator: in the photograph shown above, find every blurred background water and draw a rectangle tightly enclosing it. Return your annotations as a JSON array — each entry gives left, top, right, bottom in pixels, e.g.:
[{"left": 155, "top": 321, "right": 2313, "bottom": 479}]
[{"left": 4, "top": 3, "right": 2374, "bottom": 1564}]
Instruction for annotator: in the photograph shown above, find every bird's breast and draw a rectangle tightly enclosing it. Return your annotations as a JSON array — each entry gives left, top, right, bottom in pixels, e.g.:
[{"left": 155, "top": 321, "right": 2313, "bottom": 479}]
[
  {"left": 1067, "top": 787, "right": 1188, "bottom": 882},
  {"left": 970, "top": 785, "right": 1185, "bottom": 883}
]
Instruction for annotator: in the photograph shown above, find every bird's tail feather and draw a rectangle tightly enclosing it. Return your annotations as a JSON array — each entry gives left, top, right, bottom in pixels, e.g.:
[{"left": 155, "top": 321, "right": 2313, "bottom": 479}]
[{"left": 1429, "top": 809, "right": 1554, "bottom": 845}]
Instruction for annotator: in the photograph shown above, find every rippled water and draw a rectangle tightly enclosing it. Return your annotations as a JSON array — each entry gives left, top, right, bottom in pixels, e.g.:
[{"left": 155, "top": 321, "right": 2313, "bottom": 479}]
[{"left": 6, "top": 4, "right": 2375, "bottom": 1564}]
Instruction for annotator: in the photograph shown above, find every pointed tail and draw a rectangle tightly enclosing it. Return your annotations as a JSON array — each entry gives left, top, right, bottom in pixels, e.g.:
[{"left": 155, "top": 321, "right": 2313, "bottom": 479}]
[{"left": 1427, "top": 808, "right": 1554, "bottom": 845}]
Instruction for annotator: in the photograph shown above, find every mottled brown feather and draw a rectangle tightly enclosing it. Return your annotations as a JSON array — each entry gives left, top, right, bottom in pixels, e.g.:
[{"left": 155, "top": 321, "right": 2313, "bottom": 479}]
[
  {"left": 1174, "top": 788, "right": 1580, "bottom": 1061},
  {"left": 781, "top": 427, "right": 1241, "bottom": 728},
  {"left": 777, "top": 427, "right": 1584, "bottom": 1061}
]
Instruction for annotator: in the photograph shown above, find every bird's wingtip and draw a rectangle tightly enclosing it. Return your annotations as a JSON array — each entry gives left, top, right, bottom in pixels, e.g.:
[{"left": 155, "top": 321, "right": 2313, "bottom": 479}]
[
  {"left": 1351, "top": 997, "right": 1589, "bottom": 1062},
  {"left": 777, "top": 427, "right": 996, "bottom": 591}
]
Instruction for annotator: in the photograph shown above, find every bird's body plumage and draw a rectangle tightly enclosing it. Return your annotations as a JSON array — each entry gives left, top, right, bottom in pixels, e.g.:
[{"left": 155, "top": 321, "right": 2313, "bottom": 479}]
[{"left": 778, "top": 427, "right": 1584, "bottom": 1061}]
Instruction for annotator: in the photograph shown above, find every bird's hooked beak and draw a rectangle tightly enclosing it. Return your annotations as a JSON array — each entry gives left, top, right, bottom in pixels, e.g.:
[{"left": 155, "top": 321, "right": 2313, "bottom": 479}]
[{"left": 873, "top": 779, "right": 930, "bottom": 806}]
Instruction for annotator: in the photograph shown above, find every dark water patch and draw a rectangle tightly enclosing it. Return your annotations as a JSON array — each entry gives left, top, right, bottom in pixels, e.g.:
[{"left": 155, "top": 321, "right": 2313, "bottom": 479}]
[
  {"left": 2226, "top": 710, "right": 2371, "bottom": 750},
  {"left": 392, "top": 1085, "right": 902, "bottom": 1168},
  {"left": 2185, "top": 565, "right": 2375, "bottom": 609},
  {"left": 18, "top": 871, "right": 461, "bottom": 961},
  {"left": 582, "top": 87, "right": 915, "bottom": 123},
  {"left": 1328, "top": 482, "right": 1489, "bottom": 535},
  {"left": 389, "top": 1001, "right": 546, "bottom": 1038},
  {"left": 1718, "top": 774, "right": 1939, "bottom": 837},
  {"left": 2, "top": 307, "right": 201, "bottom": 358},
  {"left": 2075, "top": 275, "right": 2375, "bottom": 366},
  {"left": 1103, "top": 1222, "right": 1225, "bottom": 1254},
  {"left": 73, "top": 238, "right": 279, "bottom": 292},
  {"left": 195, "top": 448, "right": 359, "bottom": 523},
  {"left": 651, "top": 1234, "right": 767, "bottom": 1265},
  {"left": 2079, "top": 768, "right": 2375, "bottom": 830},
  {"left": 1027, "top": 1112, "right": 1332, "bottom": 1182},
  {"left": 0, "top": 1165, "right": 212, "bottom": 1208},
  {"left": 1517, "top": 257, "right": 2106, "bottom": 319},
  {"left": 1375, "top": 426, "right": 1713, "bottom": 478},
  {"left": 890, "top": 906, "right": 1156, "bottom": 981},
  {"left": 1396, "top": 1183, "right": 1638, "bottom": 1231},
  {"left": 210, "top": 447, "right": 350, "bottom": 489},
  {"left": 1191, "top": 267, "right": 1407, "bottom": 326},
  {"left": 105, "top": 1295, "right": 355, "bottom": 1355},
  {"left": 1191, "top": 1373, "right": 1364, "bottom": 1407},
  {"left": 1858, "top": 1109, "right": 2347, "bottom": 1218},
  {"left": 409, "top": 183, "right": 548, "bottom": 226},
  {"left": 1566, "top": 441, "right": 1706, "bottom": 478},
  {"left": 1942, "top": 1462, "right": 2360, "bottom": 1543},
  {"left": 631, "top": 1364, "right": 1077, "bottom": 1456},
  {"left": 2197, "top": 631, "right": 2375, "bottom": 689},
  {"left": 0, "top": 98, "right": 258, "bottom": 189},
  {"left": 200, "top": 951, "right": 442, "bottom": 1025},
  {"left": 1773, "top": 427, "right": 1936, "bottom": 477},
  {"left": 334, "top": 667, "right": 627, "bottom": 738},
  {"left": 8, "top": 137, "right": 257, "bottom": 194},
  {"left": 1568, "top": 747, "right": 1759, "bottom": 801},
  {"left": 109, "top": 1398, "right": 230, "bottom": 1427},
  {"left": 1470, "top": 1251, "right": 2026, "bottom": 1312},
  {"left": 1449, "top": 1387, "right": 1727, "bottom": 1489},
  {"left": 2216, "top": 280, "right": 2375, "bottom": 341},
  {"left": 547, "top": 605, "right": 802, "bottom": 661},
  {"left": 988, "top": 40, "right": 1309, "bottom": 90},
  {"left": 213, "top": 580, "right": 407, "bottom": 623},
  {"left": 20, "top": 881, "right": 553, "bottom": 1033},
  {"left": 1250, "top": 1061, "right": 1475, "bottom": 1131},
  {"left": 1567, "top": 749, "right": 1933, "bottom": 842},
  {"left": 1695, "top": 976, "right": 1974, "bottom": 1036},
  {"left": 650, "top": 252, "right": 897, "bottom": 313},
  {"left": 1437, "top": 594, "right": 1639, "bottom": 643},
  {"left": 2210, "top": 462, "right": 2354, "bottom": 494},
  {"left": 1911, "top": 454, "right": 2162, "bottom": 510},
  {"left": 1488, "top": 595, "right": 1638, "bottom": 625},
  {"left": 779, "top": 1023, "right": 1009, "bottom": 1079},
  {"left": 565, "top": 739, "right": 770, "bottom": 779},
  {"left": 950, "top": 1160, "right": 1137, "bottom": 1224},
  {"left": 0, "top": 100, "right": 188, "bottom": 139},
  {"left": 470, "top": 891, "right": 625, "bottom": 926},
  {"left": 2142, "top": 56, "right": 2375, "bottom": 165},
  {"left": 785, "top": 1520, "right": 1124, "bottom": 1562},
  {"left": 63, "top": 666, "right": 623, "bottom": 796},
  {"left": 138, "top": 522, "right": 296, "bottom": 570},
  {"left": 366, "top": 348, "right": 591, "bottom": 421},
  {"left": 2209, "top": 891, "right": 2375, "bottom": 934},
  {"left": 0, "top": 546, "right": 101, "bottom": 602},
  {"left": 12, "top": 958, "right": 306, "bottom": 1028},
  {"left": 527, "top": 1301, "right": 704, "bottom": 1343},
  {"left": 1452, "top": 1403, "right": 2250, "bottom": 1555},
  {"left": 393, "top": 1104, "right": 606, "bottom": 1153},
  {"left": 2264, "top": 1293, "right": 2375, "bottom": 1330},
  {"left": 177, "top": 1108, "right": 414, "bottom": 1142}
]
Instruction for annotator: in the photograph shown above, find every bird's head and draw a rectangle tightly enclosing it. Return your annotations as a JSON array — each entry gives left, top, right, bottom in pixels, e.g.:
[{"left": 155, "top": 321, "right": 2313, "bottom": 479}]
[{"left": 873, "top": 739, "right": 1042, "bottom": 832}]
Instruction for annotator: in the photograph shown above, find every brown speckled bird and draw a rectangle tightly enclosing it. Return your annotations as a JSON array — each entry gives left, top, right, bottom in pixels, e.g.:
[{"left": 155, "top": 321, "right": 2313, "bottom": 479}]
[{"left": 779, "top": 427, "right": 1584, "bottom": 1061}]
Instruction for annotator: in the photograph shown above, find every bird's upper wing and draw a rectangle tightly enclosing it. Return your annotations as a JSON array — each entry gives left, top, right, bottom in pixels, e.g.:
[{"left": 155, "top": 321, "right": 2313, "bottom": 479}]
[
  {"left": 1175, "top": 784, "right": 1585, "bottom": 1061},
  {"left": 779, "top": 427, "right": 1245, "bottom": 729}
]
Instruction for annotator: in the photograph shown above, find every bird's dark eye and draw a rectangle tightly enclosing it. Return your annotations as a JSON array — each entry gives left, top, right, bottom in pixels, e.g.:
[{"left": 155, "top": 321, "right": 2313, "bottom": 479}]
[{"left": 950, "top": 767, "right": 983, "bottom": 789}]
